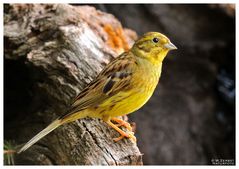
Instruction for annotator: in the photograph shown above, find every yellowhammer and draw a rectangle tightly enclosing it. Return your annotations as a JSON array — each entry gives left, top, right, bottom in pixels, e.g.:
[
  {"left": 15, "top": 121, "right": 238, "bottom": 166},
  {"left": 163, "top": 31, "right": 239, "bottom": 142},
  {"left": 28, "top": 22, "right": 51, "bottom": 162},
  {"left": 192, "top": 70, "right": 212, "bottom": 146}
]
[{"left": 18, "top": 32, "right": 177, "bottom": 153}]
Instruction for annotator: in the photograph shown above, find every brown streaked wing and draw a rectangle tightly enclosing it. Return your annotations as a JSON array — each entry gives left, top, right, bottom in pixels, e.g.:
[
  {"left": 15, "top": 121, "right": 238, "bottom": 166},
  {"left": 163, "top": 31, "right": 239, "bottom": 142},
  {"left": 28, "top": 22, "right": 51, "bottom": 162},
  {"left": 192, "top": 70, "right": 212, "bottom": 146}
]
[{"left": 60, "top": 52, "right": 136, "bottom": 119}]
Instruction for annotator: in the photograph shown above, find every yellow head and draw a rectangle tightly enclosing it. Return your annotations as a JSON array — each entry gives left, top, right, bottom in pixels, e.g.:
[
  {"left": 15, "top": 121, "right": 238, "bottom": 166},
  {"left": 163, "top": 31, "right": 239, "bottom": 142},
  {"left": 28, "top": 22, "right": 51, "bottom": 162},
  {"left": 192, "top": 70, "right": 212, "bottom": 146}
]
[{"left": 131, "top": 32, "right": 177, "bottom": 65}]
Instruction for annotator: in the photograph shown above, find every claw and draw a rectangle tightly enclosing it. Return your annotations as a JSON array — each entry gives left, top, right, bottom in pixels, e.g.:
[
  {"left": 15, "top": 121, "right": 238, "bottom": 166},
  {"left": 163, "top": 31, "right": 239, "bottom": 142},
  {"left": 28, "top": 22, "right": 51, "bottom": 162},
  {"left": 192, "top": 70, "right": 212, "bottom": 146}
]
[
  {"left": 113, "top": 135, "right": 125, "bottom": 142},
  {"left": 113, "top": 131, "right": 136, "bottom": 142}
]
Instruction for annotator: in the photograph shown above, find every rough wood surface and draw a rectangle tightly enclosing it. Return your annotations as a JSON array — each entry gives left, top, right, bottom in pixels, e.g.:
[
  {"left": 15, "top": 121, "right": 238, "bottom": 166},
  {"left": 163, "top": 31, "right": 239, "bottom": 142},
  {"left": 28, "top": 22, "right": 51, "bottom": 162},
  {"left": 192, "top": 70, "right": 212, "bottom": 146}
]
[{"left": 4, "top": 4, "right": 142, "bottom": 165}]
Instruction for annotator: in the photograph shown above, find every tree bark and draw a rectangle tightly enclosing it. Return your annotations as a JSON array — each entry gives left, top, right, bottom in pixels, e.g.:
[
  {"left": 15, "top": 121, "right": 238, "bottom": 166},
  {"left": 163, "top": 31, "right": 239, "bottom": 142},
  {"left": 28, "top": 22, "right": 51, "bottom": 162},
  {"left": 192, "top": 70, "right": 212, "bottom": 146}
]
[{"left": 4, "top": 4, "right": 142, "bottom": 165}]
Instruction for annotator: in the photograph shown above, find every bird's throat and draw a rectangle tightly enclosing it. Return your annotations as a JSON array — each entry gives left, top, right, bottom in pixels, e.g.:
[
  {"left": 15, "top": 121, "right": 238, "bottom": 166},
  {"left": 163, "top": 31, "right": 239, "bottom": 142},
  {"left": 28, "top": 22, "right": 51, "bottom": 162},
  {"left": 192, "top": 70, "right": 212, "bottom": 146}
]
[
  {"left": 131, "top": 47, "right": 168, "bottom": 66},
  {"left": 136, "top": 56, "right": 162, "bottom": 81}
]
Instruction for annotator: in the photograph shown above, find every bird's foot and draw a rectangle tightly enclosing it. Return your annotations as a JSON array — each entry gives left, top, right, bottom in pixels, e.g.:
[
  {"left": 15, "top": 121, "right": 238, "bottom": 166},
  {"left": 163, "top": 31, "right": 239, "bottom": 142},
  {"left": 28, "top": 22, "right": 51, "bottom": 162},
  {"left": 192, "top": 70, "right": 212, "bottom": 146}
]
[
  {"left": 113, "top": 131, "right": 136, "bottom": 142},
  {"left": 111, "top": 117, "right": 133, "bottom": 131},
  {"left": 104, "top": 117, "right": 136, "bottom": 143}
]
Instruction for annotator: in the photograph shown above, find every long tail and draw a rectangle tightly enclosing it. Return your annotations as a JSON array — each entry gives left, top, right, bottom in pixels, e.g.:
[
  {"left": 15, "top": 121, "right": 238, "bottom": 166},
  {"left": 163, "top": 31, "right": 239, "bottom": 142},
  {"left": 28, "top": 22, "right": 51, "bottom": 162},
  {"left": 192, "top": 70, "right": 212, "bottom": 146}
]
[{"left": 18, "top": 119, "right": 62, "bottom": 154}]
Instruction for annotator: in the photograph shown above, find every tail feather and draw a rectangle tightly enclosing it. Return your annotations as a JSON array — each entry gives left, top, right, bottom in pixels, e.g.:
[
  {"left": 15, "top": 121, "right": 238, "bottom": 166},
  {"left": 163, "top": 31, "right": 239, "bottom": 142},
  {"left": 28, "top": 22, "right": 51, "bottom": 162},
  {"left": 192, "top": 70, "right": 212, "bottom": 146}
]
[{"left": 18, "top": 119, "right": 62, "bottom": 154}]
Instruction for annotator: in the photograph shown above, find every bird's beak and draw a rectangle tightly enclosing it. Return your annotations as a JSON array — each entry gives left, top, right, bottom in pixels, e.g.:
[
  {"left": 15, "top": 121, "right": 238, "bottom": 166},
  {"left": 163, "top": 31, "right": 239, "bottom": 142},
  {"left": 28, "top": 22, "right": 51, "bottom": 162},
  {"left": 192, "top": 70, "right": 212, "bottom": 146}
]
[{"left": 164, "top": 42, "right": 177, "bottom": 50}]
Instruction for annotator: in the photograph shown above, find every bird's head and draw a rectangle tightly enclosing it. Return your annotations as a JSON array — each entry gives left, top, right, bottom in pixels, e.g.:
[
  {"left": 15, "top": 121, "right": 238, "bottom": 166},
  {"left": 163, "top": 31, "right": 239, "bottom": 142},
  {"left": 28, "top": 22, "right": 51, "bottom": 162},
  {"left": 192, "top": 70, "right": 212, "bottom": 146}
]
[{"left": 131, "top": 32, "right": 177, "bottom": 65}]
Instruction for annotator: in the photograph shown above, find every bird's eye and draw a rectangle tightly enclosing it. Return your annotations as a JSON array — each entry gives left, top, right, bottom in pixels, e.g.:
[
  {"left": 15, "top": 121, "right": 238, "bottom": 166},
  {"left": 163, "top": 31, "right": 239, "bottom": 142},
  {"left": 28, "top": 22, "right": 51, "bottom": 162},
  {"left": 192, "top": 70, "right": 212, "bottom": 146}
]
[{"left": 153, "top": 37, "right": 159, "bottom": 43}]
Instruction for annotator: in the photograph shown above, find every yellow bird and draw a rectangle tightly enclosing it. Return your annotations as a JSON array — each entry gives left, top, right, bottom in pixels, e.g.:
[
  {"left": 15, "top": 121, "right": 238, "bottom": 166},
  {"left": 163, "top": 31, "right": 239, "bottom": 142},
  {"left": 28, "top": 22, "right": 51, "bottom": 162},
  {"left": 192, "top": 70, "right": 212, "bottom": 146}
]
[{"left": 18, "top": 32, "right": 177, "bottom": 153}]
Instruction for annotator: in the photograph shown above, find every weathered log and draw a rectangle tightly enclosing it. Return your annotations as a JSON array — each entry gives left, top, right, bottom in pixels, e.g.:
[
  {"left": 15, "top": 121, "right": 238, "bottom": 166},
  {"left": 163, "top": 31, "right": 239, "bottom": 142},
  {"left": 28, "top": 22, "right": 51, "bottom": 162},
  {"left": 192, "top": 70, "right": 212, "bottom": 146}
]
[{"left": 4, "top": 4, "right": 142, "bottom": 165}]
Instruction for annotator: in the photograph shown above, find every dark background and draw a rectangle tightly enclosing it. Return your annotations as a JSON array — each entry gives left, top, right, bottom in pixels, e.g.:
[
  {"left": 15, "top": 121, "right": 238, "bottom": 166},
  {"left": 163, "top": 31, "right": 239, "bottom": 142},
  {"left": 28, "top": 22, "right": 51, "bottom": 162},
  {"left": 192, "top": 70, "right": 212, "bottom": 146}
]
[{"left": 92, "top": 4, "right": 235, "bottom": 165}]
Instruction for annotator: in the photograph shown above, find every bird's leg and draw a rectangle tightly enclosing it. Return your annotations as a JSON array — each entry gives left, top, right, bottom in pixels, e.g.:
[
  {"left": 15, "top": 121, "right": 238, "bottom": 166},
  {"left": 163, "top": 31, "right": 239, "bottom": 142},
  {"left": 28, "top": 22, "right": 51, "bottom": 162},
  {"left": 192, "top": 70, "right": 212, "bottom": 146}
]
[
  {"left": 111, "top": 117, "right": 132, "bottom": 131},
  {"left": 103, "top": 116, "right": 136, "bottom": 142},
  {"left": 107, "top": 120, "right": 136, "bottom": 142}
]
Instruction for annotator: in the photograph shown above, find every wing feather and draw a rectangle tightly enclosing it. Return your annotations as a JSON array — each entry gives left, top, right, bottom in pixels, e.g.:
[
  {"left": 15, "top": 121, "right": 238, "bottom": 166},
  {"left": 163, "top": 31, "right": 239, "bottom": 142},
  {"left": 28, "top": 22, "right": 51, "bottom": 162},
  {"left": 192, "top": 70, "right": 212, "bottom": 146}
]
[{"left": 60, "top": 52, "right": 136, "bottom": 119}]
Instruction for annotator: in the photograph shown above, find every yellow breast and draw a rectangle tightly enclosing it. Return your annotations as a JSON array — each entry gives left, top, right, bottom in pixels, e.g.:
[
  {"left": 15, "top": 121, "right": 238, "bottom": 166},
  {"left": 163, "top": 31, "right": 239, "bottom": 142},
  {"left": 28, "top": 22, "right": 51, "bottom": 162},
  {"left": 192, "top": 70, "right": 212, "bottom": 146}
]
[{"left": 90, "top": 59, "right": 162, "bottom": 118}]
